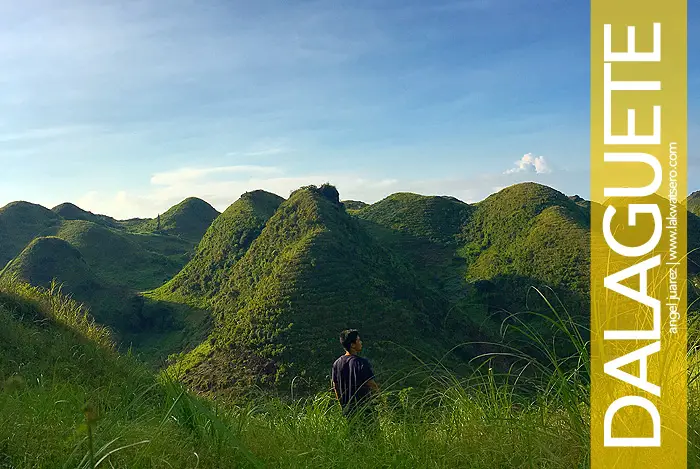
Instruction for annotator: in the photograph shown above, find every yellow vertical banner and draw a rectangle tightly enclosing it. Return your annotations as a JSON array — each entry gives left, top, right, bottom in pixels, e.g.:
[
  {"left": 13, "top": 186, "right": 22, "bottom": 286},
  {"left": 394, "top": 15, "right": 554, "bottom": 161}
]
[{"left": 591, "top": 1, "right": 687, "bottom": 468}]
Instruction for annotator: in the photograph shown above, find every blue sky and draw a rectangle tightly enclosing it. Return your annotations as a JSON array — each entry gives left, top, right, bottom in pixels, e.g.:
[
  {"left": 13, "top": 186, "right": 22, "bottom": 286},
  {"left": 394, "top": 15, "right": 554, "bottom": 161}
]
[{"left": 0, "top": 0, "right": 697, "bottom": 218}]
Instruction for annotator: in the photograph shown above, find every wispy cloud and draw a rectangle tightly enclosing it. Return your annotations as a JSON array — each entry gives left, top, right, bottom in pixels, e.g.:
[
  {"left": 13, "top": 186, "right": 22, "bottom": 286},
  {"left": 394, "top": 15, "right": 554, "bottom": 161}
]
[
  {"left": 150, "top": 165, "right": 282, "bottom": 186},
  {"left": 0, "top": 125, "right": 99, "bottom": 143},
  {"left": 504, "top": 153, "right": 552, "bottom": 174},
  {"left": 226, "top": 139, "right": 292, "bottom": 158},
  {"left": 73, "top": 161, "right": 581, "bottom": 219}
]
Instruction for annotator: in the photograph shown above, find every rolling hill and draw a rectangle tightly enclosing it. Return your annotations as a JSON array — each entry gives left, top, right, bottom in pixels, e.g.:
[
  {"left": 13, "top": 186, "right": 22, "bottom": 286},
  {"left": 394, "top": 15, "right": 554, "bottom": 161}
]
[
  {"left": 4, "top": 182, "right": 699, "bottom": 400},
  {"left": 155, "top": 190, "right": 284, "bottom": 306},
  {"left": 0, "top": 236, "right": 136, "bottom": 329},
  {"left": 688, "top": 190, "right": 700, "bottom": 217},
  {"left": 126, "top": 197, "right": 220, "bottom": 242},
  {"left": 51, "top": 220, "right": 189, "bottom": 291},
  {"left": 52, "top": 202, "right": 121, "bottom": 229},
  {"left": 0, "top": 201, "right": 62, "bottom": 268},
  {"left": 167, "top": 185, "right": 480, "bottom": 397}
]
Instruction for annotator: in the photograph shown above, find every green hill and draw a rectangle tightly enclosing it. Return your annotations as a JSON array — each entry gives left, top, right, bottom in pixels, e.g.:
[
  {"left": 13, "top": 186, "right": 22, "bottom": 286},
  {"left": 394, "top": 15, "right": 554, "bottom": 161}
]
[
  {"left": 51, "top": 220, "right": 188, "bottom": 291},
  {"left": 128, "top": 197, "right": 220, "bottom": 243},
  {"left": 356, "top": 192, "right": 471, "bottom": 245},
  {"left": 459, "top": 183, "right": 589, "bottom": 294},
  {"left": 169, "top": 185, "right": 477, "bottom": 397},
  {"left": 52, "top": 202, "right": 121, "bottom": 228},
  {"left": 0, "top": 237, "right": 136, "bottom": 328},
  {"left": 155, "top": 190, "right": 285, "bottom": 306},
  {"left": 0, "top": 201, "right": 62, "bottom": 268},
  {"left": 688, "top": 190, "right": 700, "bottom": 217},
  {"left": 0, "top": 235, "right": 210, "bottom": 363},
  {"left": 341, "top": 199, "right": 368, "bottom": 211}
]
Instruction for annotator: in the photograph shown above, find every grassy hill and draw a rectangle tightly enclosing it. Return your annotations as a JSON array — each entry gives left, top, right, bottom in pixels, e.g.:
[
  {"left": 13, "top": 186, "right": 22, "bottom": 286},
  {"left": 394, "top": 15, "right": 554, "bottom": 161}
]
[
  {"left": 0, "top": 278, "right": 263, "bottom": 468},
  {"left": 458, "top": 183, "right": 589, "bottom": 293},
  {"left": 127, "top": 197, "right": 220, "bottom": 243},
  {"left": 0, "top": 235, "right": 210, "bottom": 367},
  {"left": 0, "top": 236, "right": 148, "bottom": 331},
  {"left": 51, "top": 220, "right": 189, "bottom": 291},
  {"left": 168, "top": 185, "right": 480, "bottom": 397},
  {"left": 154, "top": 190, "right": 284, "bottom": 307},
  {"left": 356, "top": 192, "right": 472, "bottom": 245},
  {"left": 688, "top": 190, "right": 700, "bottom": 217},
  {"left": 0, "top": 201, "right": 62, "bottom": 268},
  {"left": 341, "top": 199, "right": 368, "bottom": 211},
  {"left": 52, "top": 202, "right": 121, "bottom": 229}
]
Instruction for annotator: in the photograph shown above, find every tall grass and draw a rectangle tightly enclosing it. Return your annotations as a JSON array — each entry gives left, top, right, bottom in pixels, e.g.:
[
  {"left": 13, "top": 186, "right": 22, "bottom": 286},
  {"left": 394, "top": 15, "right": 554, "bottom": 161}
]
[{"left": 2, "top": 279, "right": 699, "bottom": 468}]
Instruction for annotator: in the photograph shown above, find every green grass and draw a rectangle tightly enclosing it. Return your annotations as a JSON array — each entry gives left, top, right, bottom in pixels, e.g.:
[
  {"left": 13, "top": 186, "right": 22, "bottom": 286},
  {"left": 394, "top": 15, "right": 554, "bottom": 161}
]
[
  {"left": 167, "top": 185, "right": 487, "bottom": 397},
  {"left": 3, "top": 271, "right": 700, "bottom": 468},
  {"left": 0, "top": 277, "right": 592, "bottom": 468}
]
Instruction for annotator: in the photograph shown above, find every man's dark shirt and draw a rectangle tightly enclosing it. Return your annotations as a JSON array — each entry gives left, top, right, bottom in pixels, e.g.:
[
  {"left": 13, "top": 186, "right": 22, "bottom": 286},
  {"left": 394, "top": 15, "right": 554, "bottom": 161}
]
[{"left": 331, "top": 354, "right": 375, "bottom": 415}]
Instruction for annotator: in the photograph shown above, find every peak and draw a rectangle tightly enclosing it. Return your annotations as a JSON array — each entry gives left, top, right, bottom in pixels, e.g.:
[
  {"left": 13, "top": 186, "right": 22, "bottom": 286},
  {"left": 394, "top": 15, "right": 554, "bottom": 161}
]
[
  {"left": 342, "top": 200, "right": 369, "bottom": 210},
  {"left": 242, "top": 189, "right": 284, "bottom": 200},
  {"left": 26, "top": 236, "right": 81, "bottom": 254},
  {"left": 165, "top": 197, "right": 218, "bottom": 214},
  {"left": 52, "top": 202, "right": 80, "bottom": 210},
  {"left": 292, "top": 183, "right": 342, "bottom": 206},
  {"left": 1, "top": 200, "right": 55, "bottom": 215}
]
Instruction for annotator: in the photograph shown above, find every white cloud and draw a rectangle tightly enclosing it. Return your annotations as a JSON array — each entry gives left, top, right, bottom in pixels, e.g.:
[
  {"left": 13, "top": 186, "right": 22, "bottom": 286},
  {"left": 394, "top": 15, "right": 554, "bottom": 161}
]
[
  {"left": 504, "top": 153, "right": 552, "bottom": 175},
  {"left": 226, "top": 140, "right": 292, "bottom": 158},
  {"left": 150, "top": 165, "right": 282, "bottom": 186}
]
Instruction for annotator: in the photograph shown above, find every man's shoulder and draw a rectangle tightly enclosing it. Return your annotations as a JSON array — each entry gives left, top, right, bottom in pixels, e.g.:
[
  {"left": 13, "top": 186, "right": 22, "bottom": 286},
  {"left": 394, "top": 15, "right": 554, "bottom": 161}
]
[{"left": 332, "top": 355, "right": 348, "bottom": 367}]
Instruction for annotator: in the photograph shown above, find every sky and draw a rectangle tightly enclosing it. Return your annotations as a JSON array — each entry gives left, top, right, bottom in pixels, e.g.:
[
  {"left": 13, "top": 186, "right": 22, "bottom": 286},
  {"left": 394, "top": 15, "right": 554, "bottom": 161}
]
[{"left": 0, "top": 0, "right": 698, "bottom": 219}]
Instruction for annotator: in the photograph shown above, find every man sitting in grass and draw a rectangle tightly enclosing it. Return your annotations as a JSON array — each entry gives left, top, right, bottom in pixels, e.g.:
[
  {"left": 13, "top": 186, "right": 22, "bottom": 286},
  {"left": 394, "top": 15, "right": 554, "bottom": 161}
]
[{"left": 331, "top": 329, "right": 380, "bottom": 431}]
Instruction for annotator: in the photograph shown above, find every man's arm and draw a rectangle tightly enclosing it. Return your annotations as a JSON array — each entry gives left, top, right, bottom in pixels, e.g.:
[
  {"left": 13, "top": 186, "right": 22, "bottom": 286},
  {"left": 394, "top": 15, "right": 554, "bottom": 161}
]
[
  {"left": 331, "top": 379, "right": 340, "bottom": 401},
  {"left": 366, "top": 378, "right": 379, "bottom": 393},
  {"left": 363, "top": 359, "right": 379, "bottom": 393}
]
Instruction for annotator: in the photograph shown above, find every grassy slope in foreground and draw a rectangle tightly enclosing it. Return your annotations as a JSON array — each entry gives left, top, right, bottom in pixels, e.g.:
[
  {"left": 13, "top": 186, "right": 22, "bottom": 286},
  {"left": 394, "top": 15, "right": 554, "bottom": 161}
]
[
  {"left": 0, "top": 278, "right": 264, "bottom": 468},
  {"left": 154, "top": 190, "right": 284, "bottom": 307},
  {"left": 171, "top": 185, "right": 472, "bottom": 397},
  {"left": 0, "top": 277, "right": 599, "bottom": 468}
]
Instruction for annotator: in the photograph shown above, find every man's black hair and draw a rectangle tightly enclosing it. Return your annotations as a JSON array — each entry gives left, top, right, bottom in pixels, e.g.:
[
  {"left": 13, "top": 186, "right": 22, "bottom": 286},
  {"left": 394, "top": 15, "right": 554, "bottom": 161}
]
[{"left": 340, "top": 329, "right": 360, "bottom": 352}]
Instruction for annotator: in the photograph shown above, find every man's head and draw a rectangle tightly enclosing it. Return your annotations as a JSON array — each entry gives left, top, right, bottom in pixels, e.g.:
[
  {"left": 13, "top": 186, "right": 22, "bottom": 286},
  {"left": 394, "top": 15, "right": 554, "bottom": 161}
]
[{"left": 340, "top": 329, "right": 362, "bottom": 354}]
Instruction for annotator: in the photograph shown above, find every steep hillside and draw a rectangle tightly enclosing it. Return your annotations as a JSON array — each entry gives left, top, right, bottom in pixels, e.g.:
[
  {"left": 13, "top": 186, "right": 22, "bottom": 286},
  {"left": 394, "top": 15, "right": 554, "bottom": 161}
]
[
  {"left": 52, "top": 202, "right": 121, "bottom": 228},
  {"left": 156, "top": 190, "right": 284, "bottom": 306},
  {"left": 171, "top": 185, "right": 476, "bottom": 397},
  {"left": 0, "top": 201, "right": 62, "bottom": 268},
  {"left": 688, "top": 190, "right": 700, "bottom": 217},
  {"left": 129, "top": 197, "right": 220, "bottom": 243}
]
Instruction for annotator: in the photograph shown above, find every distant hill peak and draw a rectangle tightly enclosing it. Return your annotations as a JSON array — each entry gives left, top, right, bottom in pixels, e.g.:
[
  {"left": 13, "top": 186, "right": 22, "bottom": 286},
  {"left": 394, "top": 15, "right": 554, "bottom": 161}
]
[
  {"left": 0, "top": 200, "right": 58, "bottom": 218},
  {"left": 342, "top": 200, "right": 369, "bottom": 211}
]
